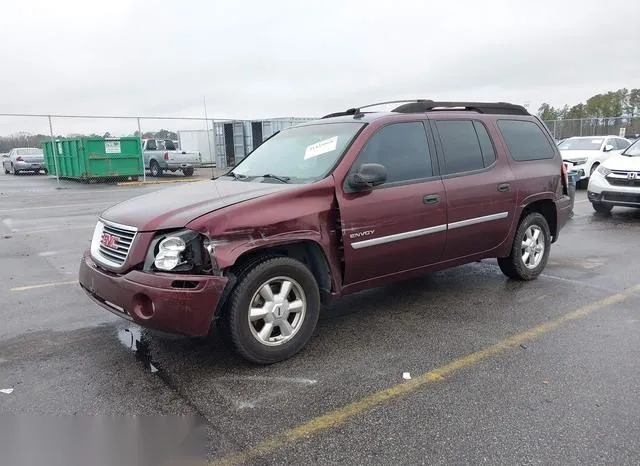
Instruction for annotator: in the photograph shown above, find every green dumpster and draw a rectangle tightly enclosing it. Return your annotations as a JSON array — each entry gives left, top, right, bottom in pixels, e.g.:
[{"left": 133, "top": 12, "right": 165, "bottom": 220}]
[{"left": 42, "top": 137, "right": 143, "bottom": 181}]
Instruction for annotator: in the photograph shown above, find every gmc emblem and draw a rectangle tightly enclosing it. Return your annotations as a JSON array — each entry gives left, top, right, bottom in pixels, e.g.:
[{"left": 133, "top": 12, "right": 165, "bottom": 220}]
[{"left": 100, "top": 233, "right": 119, "bottom": 249}]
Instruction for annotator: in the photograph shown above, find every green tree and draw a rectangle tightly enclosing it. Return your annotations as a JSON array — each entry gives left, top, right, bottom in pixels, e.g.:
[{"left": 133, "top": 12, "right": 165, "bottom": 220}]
[{"left": 537, "top": 103, "right": 558, "bottom": 120}]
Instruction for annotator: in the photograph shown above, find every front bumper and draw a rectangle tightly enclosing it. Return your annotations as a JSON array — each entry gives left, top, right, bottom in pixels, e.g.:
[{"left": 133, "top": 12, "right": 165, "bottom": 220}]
[
  {"left": 587, "top": 172, "right": 640, "bottom": 207},
  {"left": 564, "top": 162, "right": 587, "bottom": 180},
  {"left": 14, "top": 161, "right": 44, "bottom": 171},
  {"left": 79, "top": 251, "right": 229, "bottom": 337}
]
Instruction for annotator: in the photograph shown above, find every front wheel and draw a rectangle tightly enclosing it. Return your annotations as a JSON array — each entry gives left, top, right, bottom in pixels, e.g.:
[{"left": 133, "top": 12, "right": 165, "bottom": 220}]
[
  {"left": 224, "top": 256, "right": 320, "bottom": 364},
  {"left": 498, "top": 212, "right": 551, "bottom": 281},
  {"left": 592, "top": 202, "right": 613, "bottom": 215}
]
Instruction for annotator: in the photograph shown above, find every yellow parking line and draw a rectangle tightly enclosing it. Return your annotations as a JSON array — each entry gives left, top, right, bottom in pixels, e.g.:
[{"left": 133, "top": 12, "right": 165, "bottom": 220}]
[
  {"left": 10, "top": 280, "right": 77, "bottom": 292},
  {"left": 210, "top": 283, "right": 640, "bottom": 466}
]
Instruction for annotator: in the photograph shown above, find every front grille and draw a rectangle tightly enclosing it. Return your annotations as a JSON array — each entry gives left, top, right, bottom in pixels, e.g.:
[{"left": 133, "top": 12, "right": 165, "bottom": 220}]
[
  {"left": 91, "top": 220, "right": 137, "bottom": 269},
  {"left": 606, "top": 171, "right": 640, "bottom": 187},
  {"left": 602, "top": 191, "right": 640, "bottom": 204}
]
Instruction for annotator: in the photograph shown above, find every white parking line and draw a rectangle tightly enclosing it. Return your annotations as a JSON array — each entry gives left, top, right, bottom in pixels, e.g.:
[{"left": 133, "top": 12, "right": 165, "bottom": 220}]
[
  {"left": 10, "top": 225, "right": 95, "bottom": 235},
  {"left": 0, "top": 202, "right": 112, "bottom": 213},
  {"left": 10, "top": 280, "right": 77, "bottom": 292}
]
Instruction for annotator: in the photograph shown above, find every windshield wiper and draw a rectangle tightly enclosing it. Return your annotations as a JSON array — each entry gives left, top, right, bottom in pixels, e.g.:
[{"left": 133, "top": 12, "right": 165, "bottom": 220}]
[
  {"left": 258, "top": 173, "right": 290, "bottom": 184},
  {"left": 223, "top": 171, "right": 248, "bottom": 181}
]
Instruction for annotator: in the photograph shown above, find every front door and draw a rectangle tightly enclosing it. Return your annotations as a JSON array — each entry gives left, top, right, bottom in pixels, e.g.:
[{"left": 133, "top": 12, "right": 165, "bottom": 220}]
[
  {"left": 337, "top": 121, "right": 447, "bottom": 286},
  {"left": 430, "top": 118, "right": 516, "bottom": 260}
]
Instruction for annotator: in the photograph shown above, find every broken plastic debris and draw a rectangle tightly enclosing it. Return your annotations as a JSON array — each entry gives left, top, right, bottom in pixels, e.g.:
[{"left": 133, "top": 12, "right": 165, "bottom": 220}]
[
  {"left": 402, "top": 372, "right": 411, "bottom": 380},
  {"left": 150, "top": 364, "right": 158, "bottom": 373},
  {"left": 0, "top": 388, "right": 14, "bottom": 394},
  {"left": 542, "top": 380, "right": 549, "bottom": 385}
]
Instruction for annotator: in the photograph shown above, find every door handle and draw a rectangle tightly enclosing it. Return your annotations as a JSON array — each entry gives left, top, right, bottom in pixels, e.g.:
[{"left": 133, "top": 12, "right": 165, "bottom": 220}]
[
  {"left": 497, "top": 183, "right": 510, "bottom": 192},
  {"left": 423, "top": 194, "right": 440, "bottom": 204}
]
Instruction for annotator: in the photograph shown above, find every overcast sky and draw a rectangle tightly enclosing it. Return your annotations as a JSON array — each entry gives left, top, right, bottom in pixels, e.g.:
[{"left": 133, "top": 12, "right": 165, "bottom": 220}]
[{"left": 1, "top": 0, "right": 639, "bottom": 135}]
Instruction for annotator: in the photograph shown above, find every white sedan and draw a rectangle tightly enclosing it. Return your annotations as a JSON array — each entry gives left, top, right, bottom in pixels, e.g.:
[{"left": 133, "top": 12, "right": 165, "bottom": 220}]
[
  {"left": 558, "top": 136, "right": 631, "bottom": 183},
  {"left": 587, "top": 138, "right": 640, "bottom": 214}
]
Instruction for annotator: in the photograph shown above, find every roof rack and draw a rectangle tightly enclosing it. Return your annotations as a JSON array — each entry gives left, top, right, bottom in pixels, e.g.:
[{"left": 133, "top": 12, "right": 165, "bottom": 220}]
[
  {"left": 320, "top": 99, "right": 530, "bottom": 119},
  {"left": 392, "top": 100, "right": 529, "bottom": 115}
]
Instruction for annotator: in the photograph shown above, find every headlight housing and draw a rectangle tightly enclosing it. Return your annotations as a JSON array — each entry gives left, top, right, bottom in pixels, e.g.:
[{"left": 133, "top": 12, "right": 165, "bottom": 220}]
[
  {"left": 145, "top": 229, "right": 217, "bottom": 274},
  {"left": 571, "top": 158, "right": 588, "bottom": 165},
  {"left": 597, "top": 165, "right": 612, "bottom": 176}
]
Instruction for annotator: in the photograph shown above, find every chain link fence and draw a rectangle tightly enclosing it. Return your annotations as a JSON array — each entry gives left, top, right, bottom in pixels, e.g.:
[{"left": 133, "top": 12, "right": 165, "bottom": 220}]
[
  {"left": 0, "top": 113, "right": 316, "bottom": 188},
  {"left": 543, "top": 117, "right": 640, "bottom": 141}
]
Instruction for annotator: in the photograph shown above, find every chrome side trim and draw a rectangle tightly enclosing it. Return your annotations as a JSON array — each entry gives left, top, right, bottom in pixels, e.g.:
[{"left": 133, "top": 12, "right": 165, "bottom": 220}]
[
  {"left": 447, "top": 212, "right": 508, "bottom": 230},
  {"left": 351, "top": 224, "right": 446, "bottom": 249},
  {"left": 350, "top": 211, "right": 509, "bottom": 249}
]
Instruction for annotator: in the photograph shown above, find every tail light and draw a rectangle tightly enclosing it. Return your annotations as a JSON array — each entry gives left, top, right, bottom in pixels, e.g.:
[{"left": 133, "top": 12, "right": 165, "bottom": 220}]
[
  {"left": 561, "top": 162, "right": 569, "bottom": 194},
  {"left": 163, "top": 151, "right": 169, "bottom": 161},
  {"left": 16, "top": 156, "right": 24, "bottom": 162}
]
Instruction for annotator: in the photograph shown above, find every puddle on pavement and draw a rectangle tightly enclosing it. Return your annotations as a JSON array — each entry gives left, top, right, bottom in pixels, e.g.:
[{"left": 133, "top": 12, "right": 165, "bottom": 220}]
[{"left": 117, "top": 327, "right": 163, "bottom": 376}]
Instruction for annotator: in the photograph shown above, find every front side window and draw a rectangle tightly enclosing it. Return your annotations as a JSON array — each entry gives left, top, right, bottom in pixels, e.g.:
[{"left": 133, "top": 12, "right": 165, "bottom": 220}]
[
  {"left": 435, "top": 120, "right": 485, "bottom": 174},
  {"left": 231, "top": 122, "right": 364, "bottom": 183},
  {"left": 351, "top": 121, "right": 433, "bottom": 184},
  {"left": 498, "top": 119, "right": 556, "bottom": 161}
]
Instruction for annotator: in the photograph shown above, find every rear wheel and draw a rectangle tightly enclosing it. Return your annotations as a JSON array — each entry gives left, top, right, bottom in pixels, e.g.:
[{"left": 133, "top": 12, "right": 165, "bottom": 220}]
[
  {"left": 498, "top": 212, "right": 551, "bottom": 281},
  {"left": 182, "top": 167, "right": 194, "bottom": 177},
  {"left": 224, "top": 256, "right": 320, "bottom": 364},
  {"left": 150, "top": 160, "right": 163, "bottom": 177},
  {"left": 592, "top": 202, "right": 613, "bottom": 215}
]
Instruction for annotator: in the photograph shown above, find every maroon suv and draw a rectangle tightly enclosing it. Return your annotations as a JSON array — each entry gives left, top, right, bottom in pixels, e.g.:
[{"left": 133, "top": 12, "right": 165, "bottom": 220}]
[{"left": 79, "top": 100, "right": 572, "bottom": 364}]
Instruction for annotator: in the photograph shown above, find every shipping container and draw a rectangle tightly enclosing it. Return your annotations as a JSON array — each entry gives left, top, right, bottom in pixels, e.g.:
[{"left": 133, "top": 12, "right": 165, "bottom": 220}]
[
  {"left": 178, "top": 118, "right": 316, "bottom": 169},
  {"left": 42, "top": 137, "right": 143, "bottom": 181},
  {"left": 176, "top": 129, "right": 216, "bottom": 165}
]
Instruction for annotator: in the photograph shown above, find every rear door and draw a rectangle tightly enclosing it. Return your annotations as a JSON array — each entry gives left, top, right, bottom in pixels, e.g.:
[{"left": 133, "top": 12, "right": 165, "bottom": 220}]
[
  {"left": 337, "top": 120, "right": 447, "bottom": 285},
  {"left": 431, "top": 118, "right": 516, "bottom": 260}
]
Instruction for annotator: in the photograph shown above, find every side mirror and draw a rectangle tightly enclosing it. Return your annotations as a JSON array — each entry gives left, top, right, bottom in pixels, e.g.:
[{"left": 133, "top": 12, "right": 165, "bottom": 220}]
[
  {"left": 347, "top": 163, "right": 387, "bottom": 191},
  {"left": 604, "top": 144, "right": 615, "bottom": 152}
]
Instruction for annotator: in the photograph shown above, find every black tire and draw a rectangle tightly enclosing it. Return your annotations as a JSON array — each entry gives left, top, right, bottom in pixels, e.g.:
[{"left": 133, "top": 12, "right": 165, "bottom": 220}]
[
  {"left": 498, "top": 212, "right": 551, "bottom": 281},
  {"left": 150, "top": 160, "right": 163, "bottom": 177},
  {"left": 592, "top": 202, "right": 613, "bottom": 215},
  {"left": 3, "top": 167, "right": 8, "bottom": 175},
  {"left": 182, "top": 167, "right": 194, "bottom": 177},
  {"left": 590, "top": 163, "right": 599, "bottom": 176},
  {"left": 12, "top": 164, "right": 19, "bottom": 176},
  {"left": 43, "top": 168, "right": 48, "bottom": 175},
  {"left": 225, "top": 256, "right": 320, "bottom": 364}
]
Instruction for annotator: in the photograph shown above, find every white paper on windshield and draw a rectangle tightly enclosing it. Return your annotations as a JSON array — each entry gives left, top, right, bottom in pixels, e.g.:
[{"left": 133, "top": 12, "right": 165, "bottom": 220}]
[
  {"left": 304, "top": 137, "right": 338, "bottom": 159},
  {"left": 591, "top": 139, "right": 603, "bottom": 144}
]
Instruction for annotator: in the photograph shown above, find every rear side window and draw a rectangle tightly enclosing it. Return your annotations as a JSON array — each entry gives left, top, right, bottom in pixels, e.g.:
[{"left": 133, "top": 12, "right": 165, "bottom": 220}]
[
  {"left": 353, "top": 121, "right": 433, "bottom": 184},
  {"left": 473, "top": 121, "right": 496, "bottom": 167},
  {"left": 435, "top": 120, "right": 494, "bottom": 175},
  {"left": 497, "top": 120, "right": 555, "bottom": 161}
]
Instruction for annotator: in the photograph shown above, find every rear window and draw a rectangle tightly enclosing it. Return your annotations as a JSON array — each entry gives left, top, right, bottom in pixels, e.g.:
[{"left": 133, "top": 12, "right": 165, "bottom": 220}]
[{"left": 498, "top": 120, "right": 555, "bottom": 161}]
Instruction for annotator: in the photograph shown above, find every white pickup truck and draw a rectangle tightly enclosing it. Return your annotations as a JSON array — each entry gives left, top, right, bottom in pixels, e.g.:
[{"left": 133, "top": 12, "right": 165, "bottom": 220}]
[{"left": 142, "top": 138, "right": 202, "bottom": 177}]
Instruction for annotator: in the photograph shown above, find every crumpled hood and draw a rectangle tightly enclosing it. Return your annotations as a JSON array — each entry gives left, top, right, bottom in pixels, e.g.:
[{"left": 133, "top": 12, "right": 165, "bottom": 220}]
[
  {"left": 602, "top": 154, "right": 640, "bottom": 171},
  {"left": 101, "top": 179, "right": 297, "bottom": 231}
]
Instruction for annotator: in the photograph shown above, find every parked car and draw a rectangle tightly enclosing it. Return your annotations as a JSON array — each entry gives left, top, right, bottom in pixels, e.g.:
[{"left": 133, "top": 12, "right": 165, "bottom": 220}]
[
  {"left": 587, "top": 137, "right": 640, "bottom": 214},
  {"left": 2, "top": 147, "right": 45, "bottom": 175},
  {"left": 79, "top": 100, "right": 571, "bottom": 364},
  {"left": 557, "top": 136, "right": 631, "bottom": 184},
  {"left": 141, "top": 138, "right": 201, "bottom": 177}
]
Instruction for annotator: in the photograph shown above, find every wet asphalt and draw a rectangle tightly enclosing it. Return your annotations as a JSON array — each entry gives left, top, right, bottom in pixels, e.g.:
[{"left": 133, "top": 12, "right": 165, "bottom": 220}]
[{"left": 1, "top": 173, "right": 639, "bottom": 465}]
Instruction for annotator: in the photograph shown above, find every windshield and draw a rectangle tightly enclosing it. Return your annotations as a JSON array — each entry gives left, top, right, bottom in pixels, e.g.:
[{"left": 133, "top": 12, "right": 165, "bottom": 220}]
[
  {"left": 229, "top": 122, "right": 364, "bottom": 183},
  {"left": 623, "top": 138, "right": 640, "bottom": 157},
  {"left": 557, "top": 138, "right": 603, "bottom": 150},
  {"left": 16, "top": 148, "right": 43, "bottom": 155}
]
